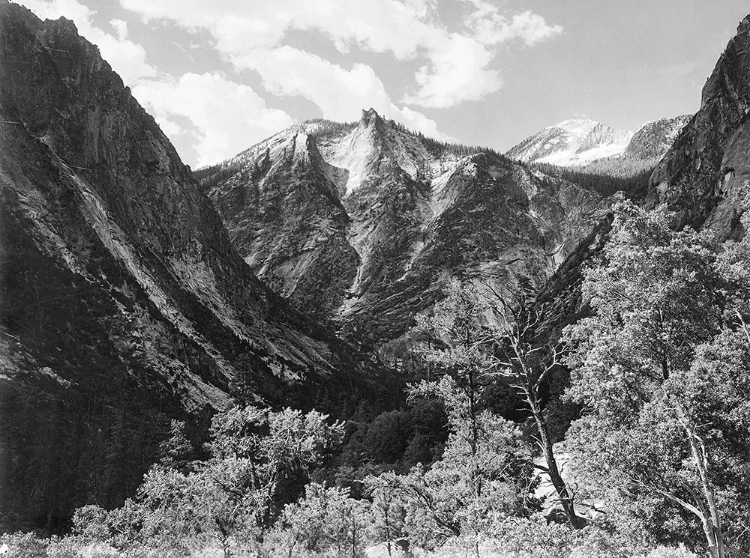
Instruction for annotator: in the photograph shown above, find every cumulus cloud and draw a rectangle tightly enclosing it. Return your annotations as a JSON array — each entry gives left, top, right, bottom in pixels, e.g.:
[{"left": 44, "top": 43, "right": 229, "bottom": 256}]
[
  {"left": 232, "top": 46, "right": 448, "bottom": 140},
  {"left": 118, "top": 0, "right": 563, "bottom": 109},
  {"left": 404, "top": 34, "right": 503, "bottom": 108},
  {"left": 19, "top": 0, "right": 563, "bottom": 163},
  {"left": 462, "top": 2, "right": 564, "bottom": 47},
  {"left": 120, "top": 0, "right": 428, "bottom": 59},
  {"left": 20, "top": 0, "right": 156, "bottom": 84},
  {"left": 132, "top": 73, "right": 295, "bottom": 167}
]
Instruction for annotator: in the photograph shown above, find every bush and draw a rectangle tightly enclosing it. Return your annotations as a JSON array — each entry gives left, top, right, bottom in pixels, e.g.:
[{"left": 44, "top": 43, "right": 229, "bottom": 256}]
[{"left": 0, "top": 532, "right": 48, "bottom": 558}]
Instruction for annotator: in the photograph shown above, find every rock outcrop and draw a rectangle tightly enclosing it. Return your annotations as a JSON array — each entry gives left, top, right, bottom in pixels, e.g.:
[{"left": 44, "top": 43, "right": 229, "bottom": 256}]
[{"left": 624, "top": 115, "right": 692, "bottom": 161}]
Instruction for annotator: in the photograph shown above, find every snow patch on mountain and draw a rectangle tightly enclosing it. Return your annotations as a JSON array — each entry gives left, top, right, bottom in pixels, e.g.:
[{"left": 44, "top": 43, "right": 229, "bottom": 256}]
[
  {"left": 508, "top": 116, "right": 691, "bottom": 168},
  {"left": 507, "top": 119, "right": 633, "bottom": 166}
]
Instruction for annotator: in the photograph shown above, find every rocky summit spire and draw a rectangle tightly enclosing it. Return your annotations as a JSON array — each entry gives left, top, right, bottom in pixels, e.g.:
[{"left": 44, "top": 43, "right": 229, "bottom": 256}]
[
  {"left": 206, "top": 109, "right": 620, "bottom": 355},
  {"left": 360, "top": 107, "right": 382, "bottom": 124}
]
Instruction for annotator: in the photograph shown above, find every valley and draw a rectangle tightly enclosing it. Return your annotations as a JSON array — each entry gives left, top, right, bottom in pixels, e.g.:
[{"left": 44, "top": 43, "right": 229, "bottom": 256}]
[{"left": 2, "top": 2, "right": 750, "bottom": 557}]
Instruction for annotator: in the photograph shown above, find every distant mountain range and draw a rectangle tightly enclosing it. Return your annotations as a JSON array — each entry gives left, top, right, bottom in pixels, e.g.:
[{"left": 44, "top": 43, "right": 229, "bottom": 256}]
[{"left": 507, "top": 116, "right": 691, "bottom": 167}]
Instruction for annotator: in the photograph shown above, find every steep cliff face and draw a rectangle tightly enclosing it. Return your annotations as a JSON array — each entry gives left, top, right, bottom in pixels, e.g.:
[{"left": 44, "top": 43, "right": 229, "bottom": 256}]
[
  {"left": 209, "top": 127, "right": 359, "bottom": 323},
  {"left": 0, "top": 3, "right": 385, "bottom": 531},
  {"left": 649, "top": 16, "right": 750, "bottom": 237},
  {"left": 206, "top": 110, "right": 613, "bottom": 354}
]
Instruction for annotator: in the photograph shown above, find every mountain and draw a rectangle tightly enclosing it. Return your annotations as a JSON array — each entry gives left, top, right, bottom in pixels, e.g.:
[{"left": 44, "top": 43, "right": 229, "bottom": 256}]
[
  {"left": 201, "top": 110, "right": 616, "bottom": 358},
  {"left": 532, "top": 17, "right": 750, "bottom": 378},
  {"left": 506, "top": 119, "right": 633, "bottom": 166},
  {"left": 624, "top": 115, "right": 692, "bottom": 161},
  {"left": 0, "top": 2, "right": 388, "bottom": 532},
  {"left": 508, "top": 116, "right": 690, "bottom": 170},
  {"left": 648, "top": 16, "right": 750, "bottom": 238}
]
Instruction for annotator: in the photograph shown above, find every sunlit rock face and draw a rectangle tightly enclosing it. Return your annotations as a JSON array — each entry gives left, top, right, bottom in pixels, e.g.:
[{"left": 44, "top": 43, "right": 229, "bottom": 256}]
[
  {"left": 0, "top": 1, "right": 385, "bottom": 532},
  {"left": 648, "top": 16, "right": 750, "bottom": 238},
  {"left": 623, "top": 116, "right": 692, "bottom": 162},
  {"left": 205, "top": 109, "right": 615, "bottom": 355}
]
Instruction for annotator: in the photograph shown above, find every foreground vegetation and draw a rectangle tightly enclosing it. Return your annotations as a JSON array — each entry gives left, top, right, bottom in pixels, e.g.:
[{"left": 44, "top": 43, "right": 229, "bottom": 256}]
[{"left": 4, "top": 201, "right": 750, "bottom": 558}]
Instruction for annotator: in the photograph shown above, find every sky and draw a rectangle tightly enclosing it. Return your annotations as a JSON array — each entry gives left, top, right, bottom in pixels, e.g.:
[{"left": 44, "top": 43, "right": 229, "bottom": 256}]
[{"left": 13, "top": 0, "right": 750, "bottom": 168}]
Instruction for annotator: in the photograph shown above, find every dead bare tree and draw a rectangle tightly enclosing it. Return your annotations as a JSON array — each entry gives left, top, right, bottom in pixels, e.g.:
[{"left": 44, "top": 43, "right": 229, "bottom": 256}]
[{"left": 490, "top": 288, "right": 584, "bottom": 529}]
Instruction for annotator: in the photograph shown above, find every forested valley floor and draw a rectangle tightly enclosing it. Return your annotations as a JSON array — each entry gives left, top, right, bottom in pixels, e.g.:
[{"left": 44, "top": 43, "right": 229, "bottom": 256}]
[{"left": 5, "top": 201, "right": 749, "bottom": 558}]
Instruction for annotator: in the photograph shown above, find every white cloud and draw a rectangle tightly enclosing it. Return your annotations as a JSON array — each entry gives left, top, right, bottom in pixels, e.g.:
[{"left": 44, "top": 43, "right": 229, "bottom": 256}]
[
  {"left": 462, "top": 3, "right": 564, "bottom": 47},
  {"left": 20, "top": 0, "right": 156, "bottom": 84},
  {"left": 19, "top": 0, "right": 563, "bottom": 163},
  {"left": 132, "top": 73, "right": 295, "bottom": 167},
  {"left": 118, "top": 0, "right": 563, "bottom": 109},
  {"left": 233, "top": 46, "right": 449, "bottom": 140},
  {"left": 503, "top": 11, "right": 565, "bottom": 46},
  {"left": 404, "top": 33, "right": 503, "bottom": 108},
  {"left": 119, "top": 0, "right": 428, "bottom": 59}
]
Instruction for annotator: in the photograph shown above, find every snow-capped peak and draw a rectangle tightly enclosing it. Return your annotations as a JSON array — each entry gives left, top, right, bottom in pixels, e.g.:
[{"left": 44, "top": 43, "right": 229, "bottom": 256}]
[
  {"left": 507, "top": 119, "right": 634, "bottom": 166},
  {"left": 507, "top": 115, "right": 691, "bottom": 168},
  {"left": 550, "top": 119, "right": 598, "bottom": 132}
]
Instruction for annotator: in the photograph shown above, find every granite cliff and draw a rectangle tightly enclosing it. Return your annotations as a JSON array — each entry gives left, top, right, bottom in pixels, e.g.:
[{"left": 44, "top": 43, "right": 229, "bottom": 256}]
[
  {"left": 649, "top": 16, "right": 750, "bottom": 238},
  {"left": 0, "top": 1, "right": 387, "bottom": 531}
]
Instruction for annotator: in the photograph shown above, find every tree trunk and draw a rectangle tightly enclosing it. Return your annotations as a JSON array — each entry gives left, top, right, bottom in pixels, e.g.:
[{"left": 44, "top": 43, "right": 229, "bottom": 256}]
[
  {"left": 674, "top": 402, "right": 724, "bottom": 558},
  {"left": 530, "top": 399, "right": 584, "bottom": 529},
  {"left": 687, "top": 431, "right": 724, "bottom": 558}
]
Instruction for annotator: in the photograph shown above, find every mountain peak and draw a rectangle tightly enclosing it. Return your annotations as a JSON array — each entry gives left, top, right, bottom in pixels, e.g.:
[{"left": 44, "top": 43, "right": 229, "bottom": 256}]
[
  {"left": 508, "top": 119, "right": 632, "bottom": 166},
  {"left": 552, "top": 119, "right": 598, "bottom": 131},
  {"left": 360, "top": 107, "right": 383, "bottom": 125}
]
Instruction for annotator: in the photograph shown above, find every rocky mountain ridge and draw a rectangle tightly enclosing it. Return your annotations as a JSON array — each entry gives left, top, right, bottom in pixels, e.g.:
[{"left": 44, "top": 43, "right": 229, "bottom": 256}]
[
  {"left": 204, "top": 109, "right": 616, "bottom": 357},
  {"left": 624, "top": 115, "right": 692, "bottom": 160},
  {"left": 507, "top": 119, "right": 633, "bottom": 166}
]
